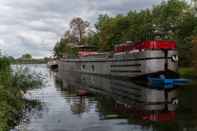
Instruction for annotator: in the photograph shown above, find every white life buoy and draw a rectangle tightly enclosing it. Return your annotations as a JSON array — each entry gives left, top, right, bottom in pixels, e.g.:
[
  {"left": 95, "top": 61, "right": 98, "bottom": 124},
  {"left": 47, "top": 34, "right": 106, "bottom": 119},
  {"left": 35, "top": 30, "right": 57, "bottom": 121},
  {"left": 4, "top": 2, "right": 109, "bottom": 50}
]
[{"left": 171, "top": 55, "right": 179, "bottom": 62}]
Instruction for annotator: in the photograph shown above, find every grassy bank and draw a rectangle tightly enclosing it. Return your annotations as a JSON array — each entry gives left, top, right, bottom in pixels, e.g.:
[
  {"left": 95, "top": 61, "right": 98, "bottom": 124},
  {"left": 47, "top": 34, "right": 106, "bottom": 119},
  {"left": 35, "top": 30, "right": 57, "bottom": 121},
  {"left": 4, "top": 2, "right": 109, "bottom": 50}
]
[
  {"left": 0, "top": 57, "right": 42, "bottom": 131},
  {"left": 179, "top": 67, "right": 195, "bottom": 78},
  {"left": 12, "top": 59, "right": 47, "bottom": 64}
]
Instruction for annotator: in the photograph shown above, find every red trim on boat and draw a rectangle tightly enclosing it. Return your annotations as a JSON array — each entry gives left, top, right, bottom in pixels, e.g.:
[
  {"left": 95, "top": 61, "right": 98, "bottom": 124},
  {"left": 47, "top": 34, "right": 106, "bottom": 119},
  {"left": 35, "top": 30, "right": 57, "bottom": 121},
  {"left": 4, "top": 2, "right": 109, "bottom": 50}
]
[{"left": 114, "top": 40, "right": 176, "bottom": 53}]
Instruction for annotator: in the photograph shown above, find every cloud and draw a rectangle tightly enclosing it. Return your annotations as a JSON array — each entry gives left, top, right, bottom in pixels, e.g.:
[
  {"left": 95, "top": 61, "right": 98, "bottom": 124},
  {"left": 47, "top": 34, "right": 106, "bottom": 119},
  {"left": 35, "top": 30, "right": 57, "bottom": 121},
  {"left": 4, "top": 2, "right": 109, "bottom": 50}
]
[{"left": 0, "top": 0, "right": 162, "bottom": 58}]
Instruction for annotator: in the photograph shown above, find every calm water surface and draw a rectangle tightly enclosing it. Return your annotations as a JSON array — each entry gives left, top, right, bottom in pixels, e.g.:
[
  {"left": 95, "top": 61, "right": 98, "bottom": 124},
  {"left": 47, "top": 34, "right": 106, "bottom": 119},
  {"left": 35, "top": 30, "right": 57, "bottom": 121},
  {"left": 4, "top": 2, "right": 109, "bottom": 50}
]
[{"left": 12, "top": 64, "right": 197, "bottom": 131}]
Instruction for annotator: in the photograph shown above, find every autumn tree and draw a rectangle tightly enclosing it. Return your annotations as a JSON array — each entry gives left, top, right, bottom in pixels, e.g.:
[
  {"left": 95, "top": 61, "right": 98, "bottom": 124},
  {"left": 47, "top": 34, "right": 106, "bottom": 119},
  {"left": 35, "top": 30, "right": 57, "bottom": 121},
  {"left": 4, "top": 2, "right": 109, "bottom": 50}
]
[
  {"left": 53, "top": 17, "right": 90, "bottom": 58},
  {"left": 70, "top": 17, "right": 90, "bottom": 45}
]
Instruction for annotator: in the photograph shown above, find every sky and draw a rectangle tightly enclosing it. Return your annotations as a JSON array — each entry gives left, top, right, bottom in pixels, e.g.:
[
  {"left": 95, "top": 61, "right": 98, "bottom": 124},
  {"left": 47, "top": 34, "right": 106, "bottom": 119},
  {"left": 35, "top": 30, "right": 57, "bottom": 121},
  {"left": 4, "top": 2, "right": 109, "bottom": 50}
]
[{"left": 0, "top": 0, "right": 163, "bottom": 58}]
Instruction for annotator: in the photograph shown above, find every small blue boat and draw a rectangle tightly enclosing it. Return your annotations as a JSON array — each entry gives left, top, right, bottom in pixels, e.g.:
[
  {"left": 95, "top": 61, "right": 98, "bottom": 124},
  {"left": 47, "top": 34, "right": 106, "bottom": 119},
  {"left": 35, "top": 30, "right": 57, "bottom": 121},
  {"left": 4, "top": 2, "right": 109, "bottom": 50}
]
[{"left": 148, "top": 75, "right": 191, "bottom": 89}]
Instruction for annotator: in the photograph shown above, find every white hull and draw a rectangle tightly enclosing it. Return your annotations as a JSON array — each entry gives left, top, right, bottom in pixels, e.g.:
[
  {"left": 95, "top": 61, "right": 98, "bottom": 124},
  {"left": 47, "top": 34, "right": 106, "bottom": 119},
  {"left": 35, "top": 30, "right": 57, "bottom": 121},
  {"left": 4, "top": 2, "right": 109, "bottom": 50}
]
[{"left": 58, "top": 50, "right": 178, "bottom": 78}]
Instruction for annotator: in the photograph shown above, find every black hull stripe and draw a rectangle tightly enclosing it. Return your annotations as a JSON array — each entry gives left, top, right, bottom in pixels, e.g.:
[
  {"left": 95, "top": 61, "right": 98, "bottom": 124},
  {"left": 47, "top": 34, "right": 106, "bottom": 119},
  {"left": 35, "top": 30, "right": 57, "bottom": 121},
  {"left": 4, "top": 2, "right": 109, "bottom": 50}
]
[
  {"left": 61, "top": 57, "right": 171, "bottom": 63},
  {"left": 111, "top": 70, "right": 141, "bottom": 73},
  {"left": 61, "top": 70, "right": 178, "bottom": 82},
  {"left": 111, "top": 64, "right": 141, "bottom": 67},
  {"left": 111, "top": 82, "right": 141, "bottom": 91}
]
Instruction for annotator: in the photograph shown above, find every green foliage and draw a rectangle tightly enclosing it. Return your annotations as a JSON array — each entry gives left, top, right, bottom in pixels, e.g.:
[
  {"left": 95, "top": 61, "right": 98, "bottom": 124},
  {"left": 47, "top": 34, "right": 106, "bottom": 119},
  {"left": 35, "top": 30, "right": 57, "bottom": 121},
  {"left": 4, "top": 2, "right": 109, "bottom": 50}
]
[
  {"left": 152, "top": 0, "right": 189, "bottom": 33},
  {"left": 54, "top": 38, "right": 78, "bottom": 58},
  {"left": 0, "top": 57, "right": 11, "bottom": 86},
  {"left": 54, "top": 38, "right": 67, "bottom": 58},
  {"left": 87, "top": 0, "right": 197, "bottom": 66},
  {"left": 179, "top": 67, "right": 194, "bottom": 77},
  {"left": 65, "top": 46, "right": 79, "bottom": 58},
  {"left": 0, "top": 56, "right": 43, "bottom": 130},
  {"left": 13, "top": 59, "right": 47, "bottom": 64},
  {"left": 21, "top": 53, "right": 32, "bottom": 60},
  {"left": 54, "top": 0, "right": 197, "bottom": 66},
  {"left": 53, "top": 17, "right": 91, "bottom": 58},
  {"left": 11, "top": 67, "right": 43, "bottom": 92},
  {"left": 94, "top": 10, "right": 155, "bottom": 50},
  {"left": 86, "top": 33, "right": 99, "bottom": 50}
]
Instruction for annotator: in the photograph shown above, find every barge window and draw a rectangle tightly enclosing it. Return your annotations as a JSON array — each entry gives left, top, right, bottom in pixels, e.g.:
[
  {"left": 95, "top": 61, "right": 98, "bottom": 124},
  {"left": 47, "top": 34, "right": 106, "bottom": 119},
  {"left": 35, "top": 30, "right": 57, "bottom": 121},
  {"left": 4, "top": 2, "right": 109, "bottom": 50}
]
[
  {"left": 82, "top": 65, "right": 85, "bottom": 69},
  {"left": 91, "top": 65, "right": 95, "bottom": 71}
]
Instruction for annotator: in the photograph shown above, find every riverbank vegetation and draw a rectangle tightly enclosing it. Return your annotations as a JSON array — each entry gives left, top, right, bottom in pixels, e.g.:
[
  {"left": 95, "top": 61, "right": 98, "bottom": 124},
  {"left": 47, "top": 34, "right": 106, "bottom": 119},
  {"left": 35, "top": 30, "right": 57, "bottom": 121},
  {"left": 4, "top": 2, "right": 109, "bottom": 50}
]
[
  {"left": 54, "top": 0, "right": 197, "bottom": 67},
  {"left": 0, "top": 56, "right": 43, "bottom": 130},
  {"left": 12, "top": 58, "right": 47, "bottom": 64},
  {"left": 192, "top": 36, "right": 197, "bottom": 74},
  {"left": 179, "top": 68, "right": 194, "bottom": 78},
  {"left": 7, "top": 53, "right": 48, "bottom": 64}
]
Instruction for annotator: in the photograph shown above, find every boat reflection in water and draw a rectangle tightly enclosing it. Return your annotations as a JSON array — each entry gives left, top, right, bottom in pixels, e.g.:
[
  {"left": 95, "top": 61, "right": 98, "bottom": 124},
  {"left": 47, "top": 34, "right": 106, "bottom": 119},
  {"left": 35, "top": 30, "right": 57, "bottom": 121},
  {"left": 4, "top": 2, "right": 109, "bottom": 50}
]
[{"left": 56, "top": 71, "right": 178, "bottom": 123}]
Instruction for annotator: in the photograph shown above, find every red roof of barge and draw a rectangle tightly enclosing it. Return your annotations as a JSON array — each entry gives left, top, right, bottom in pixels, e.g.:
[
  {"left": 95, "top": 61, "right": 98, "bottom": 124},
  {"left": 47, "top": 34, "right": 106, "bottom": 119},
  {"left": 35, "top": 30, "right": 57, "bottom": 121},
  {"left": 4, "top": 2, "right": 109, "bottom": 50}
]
[{"left": 114, "top": 40, "right": 176, "bottom": 53}]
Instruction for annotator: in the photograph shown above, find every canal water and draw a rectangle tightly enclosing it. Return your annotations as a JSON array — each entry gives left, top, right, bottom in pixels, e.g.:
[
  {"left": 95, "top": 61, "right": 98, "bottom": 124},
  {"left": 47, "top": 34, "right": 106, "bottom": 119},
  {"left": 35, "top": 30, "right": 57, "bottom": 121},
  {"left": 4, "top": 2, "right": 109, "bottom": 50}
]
[{"left": 12, "top": 64, "right": 197, "bottom": 131}]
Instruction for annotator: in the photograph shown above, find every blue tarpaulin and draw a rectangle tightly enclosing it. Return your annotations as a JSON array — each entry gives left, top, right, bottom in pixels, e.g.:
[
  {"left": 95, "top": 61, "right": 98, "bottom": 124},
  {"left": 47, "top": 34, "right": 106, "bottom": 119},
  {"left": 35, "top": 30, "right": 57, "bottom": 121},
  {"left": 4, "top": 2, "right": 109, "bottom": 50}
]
[{"left": 148, "top": 76, "right": 191, "bottom": 89}]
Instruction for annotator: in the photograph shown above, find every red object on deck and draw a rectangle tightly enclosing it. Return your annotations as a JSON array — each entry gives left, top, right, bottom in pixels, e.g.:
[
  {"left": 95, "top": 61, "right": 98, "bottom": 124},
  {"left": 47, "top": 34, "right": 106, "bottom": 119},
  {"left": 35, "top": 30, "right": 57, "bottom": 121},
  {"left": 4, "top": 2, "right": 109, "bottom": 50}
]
[
  {"left": 114, "top": 40, "right": 176, "bottom": 53},
  {"left": 143, "top": 111, "right": 176, "bottom": 122},
  {"left": 78, "top": 89, "right": 89, "bottom": 96},
  {"left": 78, "top": 51, "right": 98, "bottom": 57}
]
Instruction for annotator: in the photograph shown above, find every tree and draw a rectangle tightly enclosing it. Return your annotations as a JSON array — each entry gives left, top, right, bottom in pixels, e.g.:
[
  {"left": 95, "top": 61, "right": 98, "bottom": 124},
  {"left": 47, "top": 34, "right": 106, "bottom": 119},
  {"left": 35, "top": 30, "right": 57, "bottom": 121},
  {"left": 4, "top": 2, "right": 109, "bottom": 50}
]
[
  {"left": 152, "top": 0, "right": 189, "bottom": 33},
  {"left": 54, "top": 0, "right": 197, "bottom": 66},
  {"left": 21, "top": 53, "right": 32, "bottom": 60},
  {"left": 70, "top": 17, "right": 90, "bottom": 45},
  {"left": 86, "top": 31, "right": 99, "bottom": 49},
  {"left": 92, "top": 0, "right": 195, "bottom": 66},
  {"left": 53, "top": 37, "right": 78, "bottom": 58},
  {"left": 192, "top": 36, "right": 197, "bottom": 72},
  {"left": 53, "top": 38, "right": 67, "bottom": 58},
  {"left": 53, "top": 18, "right": 90, "bottom": 58},
  {"left": 95, "top": 11, "right": 154, "bottom": 51}
]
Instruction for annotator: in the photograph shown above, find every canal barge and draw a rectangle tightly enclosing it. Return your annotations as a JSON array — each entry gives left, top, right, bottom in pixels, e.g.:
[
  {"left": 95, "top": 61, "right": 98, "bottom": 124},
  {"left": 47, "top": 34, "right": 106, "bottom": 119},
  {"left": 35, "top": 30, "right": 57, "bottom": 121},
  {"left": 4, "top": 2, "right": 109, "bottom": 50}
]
[{"left": 58, "top": 40, "right": 179, "bottom": 79}]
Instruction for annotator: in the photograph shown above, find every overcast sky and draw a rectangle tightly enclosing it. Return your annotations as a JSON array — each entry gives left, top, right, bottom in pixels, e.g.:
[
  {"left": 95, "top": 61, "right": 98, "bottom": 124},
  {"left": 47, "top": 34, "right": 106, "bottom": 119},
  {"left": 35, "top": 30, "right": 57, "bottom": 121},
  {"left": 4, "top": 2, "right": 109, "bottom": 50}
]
[{"left": 0, "top": 0, "right": 163, "bottom": 58}]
